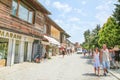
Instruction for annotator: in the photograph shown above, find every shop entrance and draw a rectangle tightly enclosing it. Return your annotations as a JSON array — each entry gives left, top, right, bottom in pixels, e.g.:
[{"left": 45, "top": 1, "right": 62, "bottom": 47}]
[
  {"left": 24, "top": 42, "right": 28, "bottom": 61},
  {"left": 14, "top": 40, "right": 20, "bottom": 64},
  {"left": 0, "top": 38, "right": 8, "bottom": 66},
  {"left": 32, "top": 40, "right": 43, "bottom": 61}
]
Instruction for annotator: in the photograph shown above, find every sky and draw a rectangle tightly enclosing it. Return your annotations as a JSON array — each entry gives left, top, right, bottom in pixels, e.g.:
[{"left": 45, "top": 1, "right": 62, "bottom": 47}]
[{"left": 38, "top": 0, "right": 117, "bottom": 43}]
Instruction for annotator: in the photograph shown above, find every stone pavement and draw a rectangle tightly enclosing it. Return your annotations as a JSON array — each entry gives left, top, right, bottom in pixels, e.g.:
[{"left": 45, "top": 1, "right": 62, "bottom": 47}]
[
  {"left": 0, "top": 54, "right": 119, "bottom": 80},
  {"left": 109, "top": 68, "right": 120, "bottom": 80},
  {"left": 87, "top": 54, "right": 120, "bottom": 80}
]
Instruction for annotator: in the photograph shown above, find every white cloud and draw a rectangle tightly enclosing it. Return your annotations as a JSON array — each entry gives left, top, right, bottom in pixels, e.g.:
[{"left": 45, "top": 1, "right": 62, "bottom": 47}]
[
  {"left": 44, "top": 0, "right": 51, "bottom": 6},
  {"left": 69, "top": 17, "right": 80, "bottom": 22},
  {"left": 107, "top": 0, "right": 113, "bottom": 4},
  {"left": 74, "top": 8, "right": 87, "bottom": 16},
  {"left": 53, "top": 1, "right": 72, "bottom": 13},
  {"left": 81, "top": 1, "right": 87, "bottom": 5},
  {"left": 96, "top": 4, "right": 110, "bottom": 11},
  {"left": 54, "top": 19, "right": 96, "bottom": 43},
  {"left": 54, "top": 19, "right": 64, "bottom": 26},
  {"left": 95, "top": 0, "right": 116, "bottom": 25},
  {"left": 95, "top": 11, "right": 110, "bottom": 25},
  {"left": 38, "top": 0, "right": 51, "bottom": 6},
  {"left": 74, "top": 8, "right": 82, "bottom": 13},
  {"left": 102, "top": 0, "right": 115, "bottom": 5},
  {"left": 52, "top": 1, "right": 87, "bottom": 16},
  {"left": 65, "top": 24, "right": 86, "bottom": 43}
]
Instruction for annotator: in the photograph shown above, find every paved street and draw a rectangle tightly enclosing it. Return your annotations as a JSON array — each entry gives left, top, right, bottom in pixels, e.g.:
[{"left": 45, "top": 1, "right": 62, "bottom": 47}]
[{"left": 0, "top": 54, "right": 118, "bottom": 80}]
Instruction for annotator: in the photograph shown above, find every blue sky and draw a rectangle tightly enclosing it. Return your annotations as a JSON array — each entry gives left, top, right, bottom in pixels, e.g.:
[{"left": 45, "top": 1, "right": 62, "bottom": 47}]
[{"left": 38, "top": 0, "right": 117, "bottom": 43}]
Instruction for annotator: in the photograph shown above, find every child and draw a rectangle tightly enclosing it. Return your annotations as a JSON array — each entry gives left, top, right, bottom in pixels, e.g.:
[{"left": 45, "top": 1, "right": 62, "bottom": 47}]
[{"left": 93, "top": 47, "right": 100, "bottom": 76}]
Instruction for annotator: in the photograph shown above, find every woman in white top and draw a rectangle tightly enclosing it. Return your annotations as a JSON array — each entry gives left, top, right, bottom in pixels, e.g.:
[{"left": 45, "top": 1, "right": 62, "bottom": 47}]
[{"left": 93, "top": 47, "right": 100, "bottom": 76}]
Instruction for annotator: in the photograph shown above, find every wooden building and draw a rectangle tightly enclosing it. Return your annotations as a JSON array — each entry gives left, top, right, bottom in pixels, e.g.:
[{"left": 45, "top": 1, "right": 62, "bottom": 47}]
[{"left": 0, "top": 0, "right": 50, "bottom": 66}]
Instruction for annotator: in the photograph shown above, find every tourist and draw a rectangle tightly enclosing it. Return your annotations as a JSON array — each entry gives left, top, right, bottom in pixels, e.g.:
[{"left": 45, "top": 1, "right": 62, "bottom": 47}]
[
  {"left": 100, "top": 44, "right": 110, "bottom": 76},
  {"left": 93, "top": 47, "right": 100, "bottom": 76}
]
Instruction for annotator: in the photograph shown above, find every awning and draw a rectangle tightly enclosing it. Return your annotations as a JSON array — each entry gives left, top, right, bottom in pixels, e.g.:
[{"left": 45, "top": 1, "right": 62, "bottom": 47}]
[{"left": 44, "top": 35, "right": 60, "bottom": 46}]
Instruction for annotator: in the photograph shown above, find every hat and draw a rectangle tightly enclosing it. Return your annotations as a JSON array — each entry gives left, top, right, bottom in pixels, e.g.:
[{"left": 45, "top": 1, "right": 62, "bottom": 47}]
[{"left": 113, "top": 45, "right": 120, "bottom": 51}]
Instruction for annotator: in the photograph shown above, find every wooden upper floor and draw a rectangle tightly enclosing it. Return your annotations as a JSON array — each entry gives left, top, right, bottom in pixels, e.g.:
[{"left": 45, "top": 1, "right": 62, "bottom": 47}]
[
  {"left": 60, "top": 32, "right": 70, "bottom": 43},
  {"left": 0, "top": 0, "right": 50, "bottom": 38},
  {"left": 45, "top": 16, "right": 65, "bottom": 41}
]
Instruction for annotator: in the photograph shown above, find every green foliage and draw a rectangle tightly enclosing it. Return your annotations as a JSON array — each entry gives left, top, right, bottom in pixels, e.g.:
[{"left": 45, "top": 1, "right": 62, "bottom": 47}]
[
  {"left": 90, "top": 24, "right": 101, "bottom": 48},
  {"left": 82, "top": 24, "right": 101, "bottom": 50},
  {"left": 113, "top": 0, "right": 120, "bottom": 46},
  {"left": 82, "top": 16, "right": 120, "bottom": 49},
  {"left": 82, "top": 0, "right": 120, "bottom": 49},
  {"left": 98, "top": 17, "right": 118, "bottom": 48},
  {"left": 81, "top": 42, "right": 89, "bottom": 49},
  {"left": 84, "top": 29, "right": 90, "bottom": 42},
  {"left": 113, "top": 0, "right": 120, "bottom": 25}
]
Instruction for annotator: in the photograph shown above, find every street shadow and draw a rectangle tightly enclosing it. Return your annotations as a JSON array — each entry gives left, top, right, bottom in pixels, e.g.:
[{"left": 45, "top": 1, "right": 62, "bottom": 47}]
[
  {"left": 110, "top": 68, "right": 120, "bottom": 75},
  {"left": 82, "top": 73, "right": 111, "bottom": 77},
  {"left": 82, "top": 73, "right": 97, "bottom": 77},
  {"left": 80, "top": 55, "right": 93, "bottom": 65},
  {"left": 86, "top": 59, "right": 93, "bottom": 65},
  {"left": 80, "top": 55, "right": 92, "bottom": 59}
]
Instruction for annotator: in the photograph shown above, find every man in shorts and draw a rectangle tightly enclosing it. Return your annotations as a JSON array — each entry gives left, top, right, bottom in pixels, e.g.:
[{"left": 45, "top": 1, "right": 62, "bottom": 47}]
[{"left": 100, "top": 44, "right": 111, "bottom": 76}]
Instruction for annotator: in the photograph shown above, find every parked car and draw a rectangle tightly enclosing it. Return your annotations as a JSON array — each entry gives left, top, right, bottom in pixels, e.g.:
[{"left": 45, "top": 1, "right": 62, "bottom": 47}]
[{"left": 77, "top": 48, "right": 82, "bottom": 54}]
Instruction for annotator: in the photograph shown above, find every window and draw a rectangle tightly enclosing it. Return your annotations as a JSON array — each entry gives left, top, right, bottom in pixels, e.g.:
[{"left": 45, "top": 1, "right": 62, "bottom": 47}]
[
  {"left": 12, "top": 0, "right": 17, "bottom": 15},
  {"left": 63, "top": 35, "right": 66, "bottom": 41},
  {"left": 18, "top": 3, "right": 28, "bottom": 21},
  {"left": 43, "top": 25, "right": 47, "bottom": 34},
  {"left": 28, "top": 11, "right": 33, "bottom": 23},
  {"left": 12, "top": 0, "right": 34, "bottom": 24}
]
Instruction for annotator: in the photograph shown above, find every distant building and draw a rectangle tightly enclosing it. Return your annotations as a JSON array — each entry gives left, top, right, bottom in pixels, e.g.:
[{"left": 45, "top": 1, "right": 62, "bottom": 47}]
[{"left": 74, "top": 42, "right": 80, "bottom": 51}]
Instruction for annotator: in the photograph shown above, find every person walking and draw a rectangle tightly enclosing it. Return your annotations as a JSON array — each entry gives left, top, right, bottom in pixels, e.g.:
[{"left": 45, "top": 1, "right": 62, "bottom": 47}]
[
  {"left": 109, "top": 48, "right": 116, "bottom": 69},
  {"left": 100, "top": 44, "right": 111, "bottom": 76},
  {"left": 61, "top": 46, "right": 65, "bottom": 58},
  {"left": 93, "top": 47, "right": 100, "bottom": 76}
]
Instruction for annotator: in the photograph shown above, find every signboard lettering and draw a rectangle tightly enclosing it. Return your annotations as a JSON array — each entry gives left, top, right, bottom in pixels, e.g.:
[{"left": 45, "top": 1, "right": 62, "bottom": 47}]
[{"left": 0, "top": 29, "right": 21, "bottom": 40}]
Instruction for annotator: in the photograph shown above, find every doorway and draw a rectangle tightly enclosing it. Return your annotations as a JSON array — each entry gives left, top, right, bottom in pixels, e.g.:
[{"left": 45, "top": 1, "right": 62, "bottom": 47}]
[
  {"left": 24, "top": 42, "right": 28, "bottom": 61},
  {"left": 14, "top": 40, "right": 20, "bottom": 64}
]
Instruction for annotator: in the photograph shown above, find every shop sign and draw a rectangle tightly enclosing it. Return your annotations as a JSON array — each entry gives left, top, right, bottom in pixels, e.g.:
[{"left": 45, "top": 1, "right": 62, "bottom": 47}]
[{"left": 0, "top": 29, "right": 21, "bottom": 40}]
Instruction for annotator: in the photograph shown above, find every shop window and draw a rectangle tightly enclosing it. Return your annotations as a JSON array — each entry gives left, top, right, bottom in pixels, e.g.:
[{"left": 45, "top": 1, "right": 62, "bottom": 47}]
[
  {"left": 0, "top": 38, "right": 8, "bottom": 66},
  {"left": 12, "top": 0, "right": 34, "bottom": 24}
]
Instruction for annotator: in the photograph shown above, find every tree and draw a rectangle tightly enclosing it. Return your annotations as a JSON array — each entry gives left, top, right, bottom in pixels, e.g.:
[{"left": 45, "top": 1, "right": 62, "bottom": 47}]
[
  {"left": 82, "top": 29, "right": 91, "bottom": 50},
  {"left": 90, "top": 24, "right": 101, "bottom": 48},
  {"left": 84, "top": 29, "right": 90, "bottom": 42},
  {"left": 113, "top": 0, "right": 120, "bottom": 25},
  {"left": 113, "top": 0, "right": 120, "bottom": 46},
  {"left": 82, "top": 25, "right": 101, "bottom": 50},
  {"left": 98, "top": 17, "right": 118, "bottom": 48}
]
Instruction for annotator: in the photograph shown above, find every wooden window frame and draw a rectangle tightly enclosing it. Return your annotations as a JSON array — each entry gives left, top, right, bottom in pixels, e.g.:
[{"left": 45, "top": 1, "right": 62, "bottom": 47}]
[{"left": 12, "top": 0, "right": 34, "bottom": 24}]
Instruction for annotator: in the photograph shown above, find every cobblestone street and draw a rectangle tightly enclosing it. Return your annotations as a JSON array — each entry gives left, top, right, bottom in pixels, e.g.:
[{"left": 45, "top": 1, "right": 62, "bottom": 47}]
[{"left": 0, "top": 54, "right": 118, "bottom": 80}]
